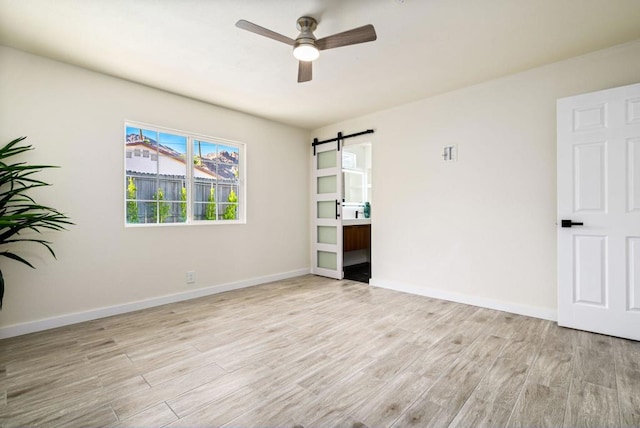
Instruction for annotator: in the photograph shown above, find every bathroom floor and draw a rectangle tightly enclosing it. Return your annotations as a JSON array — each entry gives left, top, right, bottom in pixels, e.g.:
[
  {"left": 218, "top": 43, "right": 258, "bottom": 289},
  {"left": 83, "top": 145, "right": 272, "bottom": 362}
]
[{"left": 343, "top": 262, "right": 370, "bottom": 283}]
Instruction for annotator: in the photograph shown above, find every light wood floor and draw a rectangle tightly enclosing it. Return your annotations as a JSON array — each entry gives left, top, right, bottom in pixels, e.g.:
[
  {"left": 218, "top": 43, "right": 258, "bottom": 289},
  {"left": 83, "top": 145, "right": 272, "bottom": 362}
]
[{"left": 1, "top": 275, "right": 639, "bottom": 427}]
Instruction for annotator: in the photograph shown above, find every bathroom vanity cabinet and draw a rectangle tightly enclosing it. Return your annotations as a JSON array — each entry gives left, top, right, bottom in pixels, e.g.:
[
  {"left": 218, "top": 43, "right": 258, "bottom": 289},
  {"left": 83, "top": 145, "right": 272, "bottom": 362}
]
[{"left": 343, "top": 224, "right": 371, "bottom": 252}]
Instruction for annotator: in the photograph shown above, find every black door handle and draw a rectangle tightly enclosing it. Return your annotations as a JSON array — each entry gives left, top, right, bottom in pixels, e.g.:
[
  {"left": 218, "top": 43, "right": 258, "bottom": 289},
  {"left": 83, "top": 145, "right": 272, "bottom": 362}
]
[
  {"left": 561, "top": 219, "right": 584, "bottom": 228},
  {"left": 335, "top": 199, "right": 340, "bottom": 219}
]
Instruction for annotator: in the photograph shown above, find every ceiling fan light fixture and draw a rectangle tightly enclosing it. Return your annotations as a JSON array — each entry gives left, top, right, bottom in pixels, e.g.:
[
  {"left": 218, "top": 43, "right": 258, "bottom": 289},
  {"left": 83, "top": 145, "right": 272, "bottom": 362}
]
[
  {"left": 293, "top": 42, "right": 319, "bottom": 61},
  {"left": 236, "top": 16, "right": 376, "bottom": 82}
]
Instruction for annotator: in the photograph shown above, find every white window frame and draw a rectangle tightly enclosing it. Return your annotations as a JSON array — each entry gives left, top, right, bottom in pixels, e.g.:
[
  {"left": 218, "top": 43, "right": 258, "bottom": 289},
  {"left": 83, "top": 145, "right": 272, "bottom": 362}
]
[{"left": 124, "top": 121, "right": 246, "bottom": 227}]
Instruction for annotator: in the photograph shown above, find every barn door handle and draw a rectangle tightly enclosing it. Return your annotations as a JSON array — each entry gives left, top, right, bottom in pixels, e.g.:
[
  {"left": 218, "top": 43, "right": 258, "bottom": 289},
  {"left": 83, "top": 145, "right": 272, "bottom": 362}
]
[
  {"left": 561, "top": 219, "right": 584, "bottom": 228},
  {"left": 335, "top": 200, "right": 340, "bottom": 219}
]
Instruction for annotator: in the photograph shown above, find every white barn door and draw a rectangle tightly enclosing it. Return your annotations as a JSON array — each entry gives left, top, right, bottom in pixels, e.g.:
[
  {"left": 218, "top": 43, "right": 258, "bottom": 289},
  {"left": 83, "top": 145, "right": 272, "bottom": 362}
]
[
  {"left": 312, "top": 141, "right": 343, "bottom": 279},
  {"left": 557, "top": 82, "right": 640, "bottom": 341}
]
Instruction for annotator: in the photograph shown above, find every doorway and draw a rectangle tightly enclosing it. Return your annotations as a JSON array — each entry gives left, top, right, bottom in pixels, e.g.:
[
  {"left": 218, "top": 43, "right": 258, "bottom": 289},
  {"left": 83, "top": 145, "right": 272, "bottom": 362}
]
[{"left": 342, "top": 142, "right": 372, "bottom": 283}]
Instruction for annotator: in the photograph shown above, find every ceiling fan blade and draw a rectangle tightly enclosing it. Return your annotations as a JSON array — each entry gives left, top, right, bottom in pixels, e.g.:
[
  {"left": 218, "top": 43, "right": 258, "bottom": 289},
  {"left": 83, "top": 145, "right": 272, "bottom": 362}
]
[
  {"left": 235, "top": 19, "right": 295, "bottom": 46},
  {"left": 316, "top": 24, "right": 377, "bottom": 50},
  {"left": 298, "top": 61, "right": 312, "bottom": 83}
]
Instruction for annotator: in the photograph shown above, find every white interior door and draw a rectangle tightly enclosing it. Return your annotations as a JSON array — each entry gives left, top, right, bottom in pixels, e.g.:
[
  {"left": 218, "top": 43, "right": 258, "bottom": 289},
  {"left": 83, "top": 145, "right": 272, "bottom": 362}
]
[
  {"left": 312, "top": 141, "right": 343, "bottom": 279},
  {"left": 557, "top": 82, "right": 640, "bottom": 341}
]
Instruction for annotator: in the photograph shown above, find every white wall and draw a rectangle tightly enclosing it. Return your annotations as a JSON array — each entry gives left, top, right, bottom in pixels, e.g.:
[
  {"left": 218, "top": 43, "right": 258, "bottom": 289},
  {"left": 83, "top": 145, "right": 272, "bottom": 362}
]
[
  {"left": 0, "top": 47, "right": 310, "bottom": 335},
  {"left": 313, "top": 40, "right": 640, "bottom": 319}
]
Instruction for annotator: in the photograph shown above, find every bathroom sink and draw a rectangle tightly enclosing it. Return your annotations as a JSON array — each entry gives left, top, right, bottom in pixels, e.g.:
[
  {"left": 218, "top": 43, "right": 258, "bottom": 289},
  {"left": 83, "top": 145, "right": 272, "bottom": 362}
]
[{"left": 342, "top": 218, "right": 371, "bottom": 225}]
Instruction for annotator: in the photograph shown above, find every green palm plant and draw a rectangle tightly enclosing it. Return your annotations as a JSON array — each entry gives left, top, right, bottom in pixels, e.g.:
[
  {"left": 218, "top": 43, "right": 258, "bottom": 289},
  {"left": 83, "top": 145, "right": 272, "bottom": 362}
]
[{"left": 0, "top": 137, "right": 73, "bottom": 309}]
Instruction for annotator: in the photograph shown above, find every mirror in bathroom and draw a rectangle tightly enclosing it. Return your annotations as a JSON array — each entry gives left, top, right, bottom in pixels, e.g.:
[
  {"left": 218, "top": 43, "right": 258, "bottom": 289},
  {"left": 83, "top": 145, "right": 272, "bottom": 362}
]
[{"left": 342, "top": 143, "right": 372, "bottom": 207}]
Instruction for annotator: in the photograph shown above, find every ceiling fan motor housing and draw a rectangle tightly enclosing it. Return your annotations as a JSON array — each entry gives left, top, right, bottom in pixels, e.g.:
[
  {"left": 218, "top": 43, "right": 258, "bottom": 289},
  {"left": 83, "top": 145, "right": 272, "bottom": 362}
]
[{"left": 296, "top": 16, "right": 318, "bottom": 33}]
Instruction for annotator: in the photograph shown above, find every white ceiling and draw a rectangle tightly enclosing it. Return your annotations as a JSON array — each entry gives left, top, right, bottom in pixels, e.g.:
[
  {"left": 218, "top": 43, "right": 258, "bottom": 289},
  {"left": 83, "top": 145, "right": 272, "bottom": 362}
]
[{"left": 1, "top": 0, "right": 640, "bottom": 130}]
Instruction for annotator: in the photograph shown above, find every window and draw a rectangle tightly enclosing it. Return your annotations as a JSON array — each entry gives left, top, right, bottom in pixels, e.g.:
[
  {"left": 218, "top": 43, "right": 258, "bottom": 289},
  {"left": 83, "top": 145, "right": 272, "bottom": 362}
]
[{"left": 124, "top": 122, "right": 244, "bottom": 226}]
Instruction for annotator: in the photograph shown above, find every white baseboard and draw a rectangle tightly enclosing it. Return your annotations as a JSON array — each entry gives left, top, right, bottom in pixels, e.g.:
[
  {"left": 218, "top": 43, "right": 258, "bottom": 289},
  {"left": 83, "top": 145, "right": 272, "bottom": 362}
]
[
  {"left": 369, "top": 277, "right": 557, "bottom": 322},
  {"left": 0, "top": 268, "right": 311, "bottom": 339}
]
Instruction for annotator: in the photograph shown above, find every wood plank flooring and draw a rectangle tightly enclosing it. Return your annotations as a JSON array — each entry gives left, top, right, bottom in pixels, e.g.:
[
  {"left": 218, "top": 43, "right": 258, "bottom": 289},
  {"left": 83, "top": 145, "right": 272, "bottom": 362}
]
[{"left": 1, "top": 275, "right": 639, "bottom": 427}]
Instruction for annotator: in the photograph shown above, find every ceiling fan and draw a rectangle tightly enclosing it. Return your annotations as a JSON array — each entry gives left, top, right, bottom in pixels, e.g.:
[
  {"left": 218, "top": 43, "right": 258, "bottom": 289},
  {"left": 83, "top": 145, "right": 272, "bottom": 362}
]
[{"left": 235, "top": 16, "right": 377, "bottom": 83}]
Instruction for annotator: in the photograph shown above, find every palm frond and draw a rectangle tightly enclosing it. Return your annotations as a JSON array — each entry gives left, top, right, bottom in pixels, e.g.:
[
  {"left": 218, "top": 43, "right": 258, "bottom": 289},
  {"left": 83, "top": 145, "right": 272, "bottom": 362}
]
[
  {"left": 3, "top": 238, "right": 56, "bottom": 258},
  {"left": 0, "top": 251, "right": 36, "bottom": 269}
]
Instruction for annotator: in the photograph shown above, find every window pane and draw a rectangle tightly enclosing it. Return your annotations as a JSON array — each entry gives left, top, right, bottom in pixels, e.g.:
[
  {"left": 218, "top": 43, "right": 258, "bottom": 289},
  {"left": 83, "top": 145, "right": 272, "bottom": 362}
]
[
  {"left": 158, "top": 133, "right": 186, "bottom": 186},
  {"left": 125, "top": 197, "right": 141, "bottom": 224},
  {"left": 218, "top": 184, "right": 238, "bottom": 202},
  {"left": 317, "top": 201, "right": 335, "bottom": 219},
  {"left": 317, "top": 251, "right": 337, "bottom": 270},
  {"left": 317, "top": 150, "right": 336, "bottom": 169},
  {"left": 193, "top": 181, "right": 217, "bottom": 220},
  {"left": 159, "top": 132, "right": 187, "bottom": 154},
  {"left": 317, "top": 226, "right": 337, "bottom": 244},
  {"left": 317, "top": 175, "right": 336, "bottom": 194},
  {"left": 219, "top": 203, "right": 238, "bottom": 220},
  {"left": 193, "top": 201, "right": 213, "bottom": 221},
  {"left": 161, "top": 202, "right": 186, "bottom": 224},
  {"left": 217, "top": 144, "right": 240, "bottom": 181},
  {"left": 126, "top": 126, "right": 158, "bottom": 176},
  {"left": 138, "top": 202, "right": 158, "bottom": 224},
  {"left": 194, "top": 140, "right": 218, "bottom": 177}
]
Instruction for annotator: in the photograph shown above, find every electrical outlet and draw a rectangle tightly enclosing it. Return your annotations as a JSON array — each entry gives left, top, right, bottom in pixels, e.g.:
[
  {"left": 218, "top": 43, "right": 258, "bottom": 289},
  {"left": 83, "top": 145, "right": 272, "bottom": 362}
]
[{"left": 186, "top": 271, "right": 196, "bottom": 284}]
